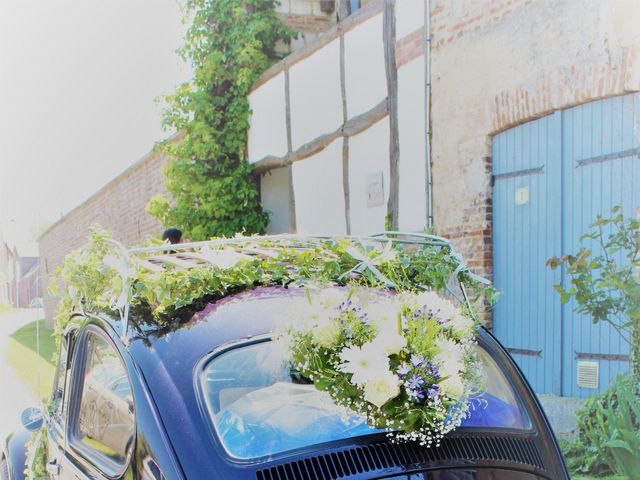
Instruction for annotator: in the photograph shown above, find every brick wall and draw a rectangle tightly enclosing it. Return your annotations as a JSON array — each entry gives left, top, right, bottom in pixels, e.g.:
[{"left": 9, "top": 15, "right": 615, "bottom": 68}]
[
  {"left": 39, "top": 148, "right": 170, "bottom": 323},
  {"left": 275, "top": 0, "right": 336, "bottom": 52}
]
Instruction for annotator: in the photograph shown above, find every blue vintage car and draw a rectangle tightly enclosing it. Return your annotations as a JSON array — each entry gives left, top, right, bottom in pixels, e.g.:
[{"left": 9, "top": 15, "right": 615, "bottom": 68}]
[{"left": 2, "top": 235, "right": 569, "bottom": 480}]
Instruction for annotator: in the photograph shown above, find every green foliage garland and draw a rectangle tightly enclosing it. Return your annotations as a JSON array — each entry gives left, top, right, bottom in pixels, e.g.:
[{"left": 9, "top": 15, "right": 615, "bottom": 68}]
[
  {"left": 148, "top": 0, "right": 295, "bottom": 239},
  {"left": 52, "top": 230, "right": 493, "bottom": 334}
]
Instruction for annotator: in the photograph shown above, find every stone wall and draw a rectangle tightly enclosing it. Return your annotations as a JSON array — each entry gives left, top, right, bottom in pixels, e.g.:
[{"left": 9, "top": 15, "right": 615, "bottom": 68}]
[{"left": 428, "top": 0, "right": 640, "bottom": 281}]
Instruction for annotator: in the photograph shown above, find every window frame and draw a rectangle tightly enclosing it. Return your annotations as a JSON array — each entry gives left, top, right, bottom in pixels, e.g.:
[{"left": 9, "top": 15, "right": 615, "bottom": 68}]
[
  {"left": 49, "top": 329, "right": 72, "bottom": 423},
  {"left": 66, "top": 325, "right": 136, "bottom": 478}
]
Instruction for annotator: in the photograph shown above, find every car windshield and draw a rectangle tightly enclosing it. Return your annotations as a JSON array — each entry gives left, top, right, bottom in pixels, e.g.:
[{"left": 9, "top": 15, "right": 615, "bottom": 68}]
[{"left": 199, "top": 339, "right": 531, "bottom": 460}]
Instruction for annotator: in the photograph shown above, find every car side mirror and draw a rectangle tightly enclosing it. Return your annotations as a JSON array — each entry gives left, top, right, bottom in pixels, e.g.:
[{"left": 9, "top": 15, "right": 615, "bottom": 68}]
[{"left": 21, "top": 407, "right": 44, "bottom": 432}]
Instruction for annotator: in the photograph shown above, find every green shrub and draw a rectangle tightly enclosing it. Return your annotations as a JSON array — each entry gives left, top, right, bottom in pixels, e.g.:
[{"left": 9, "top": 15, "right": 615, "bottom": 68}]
[
  {"left": 560, "top": 439, "right": 612, "bottom": 477},
  {"left": 564, "top": 375, "right": 640, "bottom": 478},
  {"left": 548, "top": 208, "right": 640, "bottom": 382}
]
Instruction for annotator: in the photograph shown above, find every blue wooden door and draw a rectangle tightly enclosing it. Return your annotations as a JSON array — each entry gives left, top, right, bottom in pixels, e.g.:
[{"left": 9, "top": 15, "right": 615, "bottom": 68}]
[
  {"left": 560, "top": 95, "right": 637, "bottom": 397},
  {"left": 492, "top": 112, "right": 563, "bottom": 395},
  {"left": 493, "top": 93, "right": 638, "bottom": 397}
]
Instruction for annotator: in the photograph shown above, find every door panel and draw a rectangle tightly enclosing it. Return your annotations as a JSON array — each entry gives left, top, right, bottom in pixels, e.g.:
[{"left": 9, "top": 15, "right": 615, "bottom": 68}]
[
  {"left": 492, "top": 111, "right": 562, "bottom": 395},
  {"left": 560, "top": 95, "right": 636, "bottom": 397}
]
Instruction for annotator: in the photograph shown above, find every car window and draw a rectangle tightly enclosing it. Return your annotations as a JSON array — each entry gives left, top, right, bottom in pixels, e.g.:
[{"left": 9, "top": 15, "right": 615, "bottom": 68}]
[
  {"left": 459, "top": 346, "right": 532, "bottom": 430},
  {"left": 72, "top": 331, "right": 134, "bottom": 470},
  {"left": 199, "top": 340, "right": 532, "bottom": 459},
  {"left": 200, "top": 339, "right": 381, "bottom": 459}
]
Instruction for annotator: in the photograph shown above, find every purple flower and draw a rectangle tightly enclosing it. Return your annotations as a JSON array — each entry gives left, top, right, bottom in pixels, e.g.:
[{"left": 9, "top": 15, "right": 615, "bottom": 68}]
[
  {"left": 427, "top": 386, "right": 439, "bottom": 399},
  {"left": 410, "top": 354, "right": 424, "bottom": 368},
  {"left": 397, "top": 364, "right": 411, "bottom": 378},
  {"left": 407, "top": 388, "right": 425, "bottom": 401},
  {"left": 423, "top": 361, "right": 440, "bottom": 380},
  {"left": 407, "top": 374, "right": 425, "bottom": 390}
]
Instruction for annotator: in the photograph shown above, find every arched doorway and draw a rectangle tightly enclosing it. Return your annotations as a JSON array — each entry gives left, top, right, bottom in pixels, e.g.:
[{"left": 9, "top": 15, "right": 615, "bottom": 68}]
[{"left": 492, "top": 93, "right": 639, "bottom": 398}]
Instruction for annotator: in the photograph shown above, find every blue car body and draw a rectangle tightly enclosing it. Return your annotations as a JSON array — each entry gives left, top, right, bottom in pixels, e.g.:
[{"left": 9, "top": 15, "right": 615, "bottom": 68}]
[{"left": 3, "top": 287, "right": 569, "bottom": 480}]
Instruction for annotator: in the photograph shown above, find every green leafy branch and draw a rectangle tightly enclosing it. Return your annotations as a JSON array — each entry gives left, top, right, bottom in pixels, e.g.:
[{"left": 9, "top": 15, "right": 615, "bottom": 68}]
[
  {"left": 148, "top": 0, "right": 296, "bottom": 239},
  {"left": 547, "top": 206, "right": 640, "bottom": 379}
]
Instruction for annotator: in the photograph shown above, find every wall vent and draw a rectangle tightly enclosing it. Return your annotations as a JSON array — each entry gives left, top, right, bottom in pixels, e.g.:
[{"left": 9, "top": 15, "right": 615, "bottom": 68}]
[{"left": 577, "top": 361, "right": 599, "bottom": 389}]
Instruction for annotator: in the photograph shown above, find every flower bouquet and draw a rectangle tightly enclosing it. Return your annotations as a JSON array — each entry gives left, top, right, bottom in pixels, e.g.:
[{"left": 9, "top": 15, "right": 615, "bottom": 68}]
[{"left": 286, "top": 287, "right": 480, "bottom": 446}]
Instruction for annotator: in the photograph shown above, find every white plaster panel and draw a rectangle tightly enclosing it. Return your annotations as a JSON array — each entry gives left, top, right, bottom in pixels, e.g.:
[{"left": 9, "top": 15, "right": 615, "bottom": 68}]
[
  {"left": 398, "top": 57, "right": 427, "bottom": 231},
  {"left": 261, "top": 167, "right": 291, "bottom": 234},
  {"left": 396, "top": 0, "right": 424, "bottom": 40},
  {"left": 292, "top": 140, "right": 347, "bottom": 234},
  {"left": 289, "top": 39, "right": 342, "bottom": 150},
  {"left": 248, "top": 72, "right": 288, "bottom": 162},
  {"left": 344, "top": 14, "right": 387, "bottom": 118},
  {"left": 348, "top": 118, "right": 390, "bottom": 235}
]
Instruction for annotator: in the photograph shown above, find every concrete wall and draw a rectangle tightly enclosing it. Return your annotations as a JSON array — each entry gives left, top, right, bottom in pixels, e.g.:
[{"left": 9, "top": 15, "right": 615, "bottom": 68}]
[
  {"left": 290, "top": 38, "right": 343, "bottom": 149},
  {"left": 249, "top": 0, "right": 640, "bottom": 282},
  {"left": 39, "top": 148, "right": 170, "bottom": 321},
  {"left": 0, "top": 240, "right": 17, "bottom": 306}
]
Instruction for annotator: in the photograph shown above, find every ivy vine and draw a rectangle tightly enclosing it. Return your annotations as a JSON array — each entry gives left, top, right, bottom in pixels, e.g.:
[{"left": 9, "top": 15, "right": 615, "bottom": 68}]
[{"left": 147, "top": 0, "right": 295, "bottom": 239}]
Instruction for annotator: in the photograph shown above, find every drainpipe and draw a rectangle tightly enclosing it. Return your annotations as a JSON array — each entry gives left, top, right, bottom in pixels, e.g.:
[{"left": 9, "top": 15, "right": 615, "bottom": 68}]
[{"left": 424, "top": 0, "right": 433, "bottom": 230}]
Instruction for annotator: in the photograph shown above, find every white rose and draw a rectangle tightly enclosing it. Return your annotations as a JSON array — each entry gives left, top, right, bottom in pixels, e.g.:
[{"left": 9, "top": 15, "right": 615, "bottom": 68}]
[
  {"left": 311, "top": 320, "right": 341, "bottom": 348},
  {"left": 434, "top": 337, "right": 464, "bottom": 364},
  {"left": 448, "top": 312, "right": 474, "bottom": 334},
  {"left": 339, "top": 343, "right": 390, "bottom": 386},
  {"left": 371, "top": 330, "right": 406, "bottom": 356},
  {"left": 365, "top": 298, "right": 403, "bottom": 332},
  {"left": 411, "top": 290, "right": 442, "bottom": 310},
  {"left": 440, "top": 373, "right": 465, "bottom": 399},
  {"left": 363, "top": 373, "right": 401, "bottom": 407},
  {"left": 434, "top": 336, "right": 465, "bottom": 378},
  {"left": 437, "top": 358, "right": 464, "bottom": 379},
  {"left": 316, "top": 289, "right": 346, "bottom": 309}
]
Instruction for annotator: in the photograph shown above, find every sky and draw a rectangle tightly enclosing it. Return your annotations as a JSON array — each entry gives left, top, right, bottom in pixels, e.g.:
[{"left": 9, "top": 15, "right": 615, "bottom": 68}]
[{"left": 0, "top": 0, "right": 189, "bottom": 244}]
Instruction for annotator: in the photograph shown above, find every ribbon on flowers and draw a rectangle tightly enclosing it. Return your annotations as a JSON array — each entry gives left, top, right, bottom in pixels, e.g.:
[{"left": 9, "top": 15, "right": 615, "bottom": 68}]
[
  {"left": 449, "top": 248, "right": 491, "bottom": 286},
  {"left": 340, "top": 240, "right": 397, "bottom": 287}
]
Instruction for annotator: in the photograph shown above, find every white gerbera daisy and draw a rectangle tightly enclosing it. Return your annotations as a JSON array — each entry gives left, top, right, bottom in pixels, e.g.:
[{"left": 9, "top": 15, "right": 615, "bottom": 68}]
[{"left": 338, "top": 342, "right": 390, "bottom": 387}]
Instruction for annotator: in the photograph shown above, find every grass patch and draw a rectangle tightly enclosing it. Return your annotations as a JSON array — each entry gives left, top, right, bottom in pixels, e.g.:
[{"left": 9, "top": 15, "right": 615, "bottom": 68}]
[
  {"left": 5, "top": 319, "right": 57, "bottom": 400},
  {"left": 573, "top": 477, "right": 628, "bottom": 480},
  {"left": 0, "top": 304, "right": 14, "bottom": 314}
]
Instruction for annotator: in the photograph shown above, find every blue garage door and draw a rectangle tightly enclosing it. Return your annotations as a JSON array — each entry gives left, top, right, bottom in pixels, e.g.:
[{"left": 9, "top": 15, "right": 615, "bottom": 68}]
[{"left": 493, "top": 93, "right": 639, "bottom": 398}]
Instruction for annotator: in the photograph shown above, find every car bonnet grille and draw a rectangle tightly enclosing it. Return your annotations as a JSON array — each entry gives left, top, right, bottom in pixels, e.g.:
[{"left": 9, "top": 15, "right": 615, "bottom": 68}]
[{"left": 255, "top": 435, "right": 545, "bottom": 480}]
